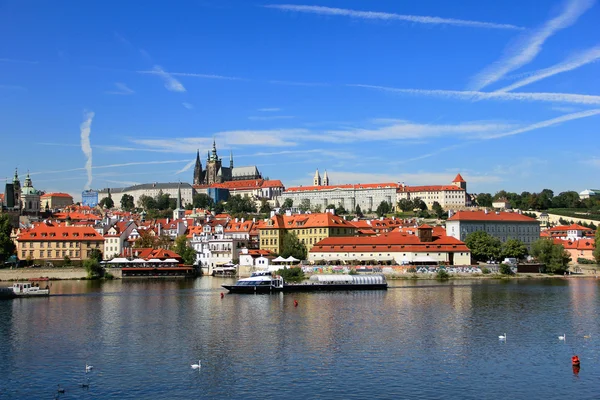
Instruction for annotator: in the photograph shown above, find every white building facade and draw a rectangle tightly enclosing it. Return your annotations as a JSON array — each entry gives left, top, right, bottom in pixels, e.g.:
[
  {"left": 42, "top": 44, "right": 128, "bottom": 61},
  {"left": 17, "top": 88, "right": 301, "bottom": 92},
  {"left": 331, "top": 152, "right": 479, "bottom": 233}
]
[{"left": 98, "top": 183, "right": 194, "bottom": 209}]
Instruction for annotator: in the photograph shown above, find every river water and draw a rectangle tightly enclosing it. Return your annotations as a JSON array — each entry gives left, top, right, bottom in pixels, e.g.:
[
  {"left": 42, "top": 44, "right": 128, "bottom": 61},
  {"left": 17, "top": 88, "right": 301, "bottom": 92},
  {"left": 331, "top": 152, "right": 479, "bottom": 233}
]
[{"left": 1, "top": 277, "right": 599, "bottom": 399}]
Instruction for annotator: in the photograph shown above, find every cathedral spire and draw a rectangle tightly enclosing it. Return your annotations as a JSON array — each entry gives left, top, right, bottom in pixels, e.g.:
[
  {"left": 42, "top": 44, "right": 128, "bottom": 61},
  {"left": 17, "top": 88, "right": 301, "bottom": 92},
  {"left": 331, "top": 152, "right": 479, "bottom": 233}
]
[
  {"left": 193, "top": 149, "right": 203, "bottom": 185},
  {"left": 323, "top": 170, "right": 329, "bottom": 186},
  {"left": 211, "top": 138, "right": 218, "bottom": 161},
  {"left": 229, "top": 150, "right": 234, "bottom": 169},
  {"left": 176, "top": 183, "right": 182, "bottom": 210},
  {"left": 313, "top": 169, "right": 321, "bottom": 186},
  {"left": 13, "top": 168, "right": 19, "bottom": 184}
]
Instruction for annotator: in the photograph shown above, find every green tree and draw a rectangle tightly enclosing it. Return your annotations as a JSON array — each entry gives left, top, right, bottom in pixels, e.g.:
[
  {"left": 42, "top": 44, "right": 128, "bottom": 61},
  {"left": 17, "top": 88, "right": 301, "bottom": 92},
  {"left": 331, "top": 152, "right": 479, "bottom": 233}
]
[
  {"left": 501, "top": 238, "right": 528, "bottom": 260},
  {"left": 275, "top": 267, "right": 305, "bottom": 282},
  {"left": 311, "top": 204, "right": 322, "bottom": 213},
  {"left": 499, "top": 263, "right": 515, "bottom": 275},
  {"left": 465, "top": 231, "right": 502, "bottom": 262},
  {"left": 280, "top": 232, "right": 307, "bottom": 260},
  {"left": 63, "top": 255, "right": 72, "bottom": 266},
  {"left": 83, "top": 258, "right": 103, "bottom": 279},
  {"left": 172, "top": 235, "right": 197, "bottom": 265},
  {"left": 413, "top": 198, "right": 427, "bottom": 211},
  {"left": 0, "top": 214, "right": 16, "bottom": 264},
  {"left": 259, "top": 199, "right": 272, "bottom": 214},
  {"left": 397, "top": 198, "right": 413, "bottom": 212},
  {"left": 431, "top": 201, "right": 445, "bottom": 219},
  {"left": 155, "top": 190, "right": 171, "bottom": 210},
  {"left": 299, "top": 199, "right": 311, "bottom": 212},
  {"left": 99, "top": 196, "right": 114, "bottom": 209},
  {"left": 224, "top": 195, "right": 257, "bottom": 214},
  {"left": 376, "top": 201, "right": 392, "bottom": 217},
  {"left": 120, "top": 194, "right": 135, "bottom": 211},
  {"left": 335, "top": 204, "right": 347, "bottom": 215},
  {"left": 593, "top": 229, "right": 600, "bottom": 264},
  {"left": 476, "top": 193, "right": 493, "bottom": 207},
  {"left": 281, "top": 198, "right": 293, "bottom": 210},
  {"left": 531, "top": 239, "right": 571, "bottom": 273},
  {"left": 355, "top": 205, "right": 363, "bottom": 218},
  {"left": 88, "top": 248, "right": 103, "bottom": 262},
  {"left": 213, "top": 201, "right": 225, "bottom": 214},
  {"left": 138, "top": 194, "right": 157, "bottom": 210},
  {"left": 192, "top": 193, "right": 214, "bottom": 210},
  {"left": 552, "top": 191, "right": 582, "bottom": 208}
]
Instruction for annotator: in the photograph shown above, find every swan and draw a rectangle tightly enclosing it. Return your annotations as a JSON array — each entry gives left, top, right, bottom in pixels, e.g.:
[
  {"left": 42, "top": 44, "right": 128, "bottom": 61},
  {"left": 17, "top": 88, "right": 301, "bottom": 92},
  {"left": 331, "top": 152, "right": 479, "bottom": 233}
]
[
  {"left": 584, "top": 334, "right": 591, "bottom": 339},
  {"left": 559, "top": 334, "right": 566, "bottom": 340},
  {"left": 499, "top": 333, "right": 507, "bottom": 340},
  {"left": 191, "top": 360, "right": 201, "bottom": 369},
  {"left": 85, "top": 364, "right": 93, "bottom": 372}
]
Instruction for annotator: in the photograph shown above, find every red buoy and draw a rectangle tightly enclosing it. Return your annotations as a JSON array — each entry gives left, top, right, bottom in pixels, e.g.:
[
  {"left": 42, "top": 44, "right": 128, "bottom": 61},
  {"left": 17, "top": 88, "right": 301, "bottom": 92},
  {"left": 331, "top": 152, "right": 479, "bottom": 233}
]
[
  {"left": 572, "top": 355, "right": 580, "bottom": 366},
  {"left": 294, "top": 300, "right": 298, "bottom": 307},
  {"left": 220, "top": 292, "right": 224, "bottom": 299}
]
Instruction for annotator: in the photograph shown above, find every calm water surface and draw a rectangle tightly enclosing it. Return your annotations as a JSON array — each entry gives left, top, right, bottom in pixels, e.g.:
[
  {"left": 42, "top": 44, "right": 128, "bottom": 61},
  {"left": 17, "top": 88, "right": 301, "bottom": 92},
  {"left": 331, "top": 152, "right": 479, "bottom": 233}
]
[{"left": 1, "top": 277, "right": 599, "bottom": 399}]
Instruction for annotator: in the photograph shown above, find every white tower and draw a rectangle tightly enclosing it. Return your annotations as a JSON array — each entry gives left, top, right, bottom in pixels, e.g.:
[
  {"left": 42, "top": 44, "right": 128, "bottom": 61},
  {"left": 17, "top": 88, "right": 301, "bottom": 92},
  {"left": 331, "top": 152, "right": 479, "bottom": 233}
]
[
  {"left": 313, "top": 169, "right": 321, "bottom": 186},
  {"left": 322, "top": 170, "right": 329, "bottom": 186}
]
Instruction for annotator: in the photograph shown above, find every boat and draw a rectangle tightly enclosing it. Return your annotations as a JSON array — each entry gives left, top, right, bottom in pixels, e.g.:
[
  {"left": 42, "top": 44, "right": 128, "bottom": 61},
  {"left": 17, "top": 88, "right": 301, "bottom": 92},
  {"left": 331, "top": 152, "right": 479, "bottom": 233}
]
[
  {"left": 9, "top": 282, "right": 50, "bottom": 297},
  {"left": 222, "top": 272, "right": 387, "bottom": 294},
  {"left": 0, "top": 288, "right": 16, "bottom": 300}
]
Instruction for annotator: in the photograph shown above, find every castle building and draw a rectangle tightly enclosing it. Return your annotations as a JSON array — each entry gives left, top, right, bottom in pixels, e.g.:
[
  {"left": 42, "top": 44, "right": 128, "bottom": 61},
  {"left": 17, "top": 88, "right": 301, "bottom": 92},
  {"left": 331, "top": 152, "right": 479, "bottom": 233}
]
[
  {"left": 193, "top": 140, "right": 261, "bottom": 186},
  {"left": 313, "top": 169, "right": 330, "bottom": 187},
  {"left": 396, "top": 174, "right": 469, "bottom": 210}
]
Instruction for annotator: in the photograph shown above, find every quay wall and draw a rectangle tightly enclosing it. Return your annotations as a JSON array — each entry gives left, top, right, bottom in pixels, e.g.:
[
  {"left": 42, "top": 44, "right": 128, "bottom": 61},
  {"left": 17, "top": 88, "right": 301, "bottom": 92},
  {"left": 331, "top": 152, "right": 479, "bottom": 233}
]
[{"left": 0, "top": 268, "right": 88, "bottom": 281}]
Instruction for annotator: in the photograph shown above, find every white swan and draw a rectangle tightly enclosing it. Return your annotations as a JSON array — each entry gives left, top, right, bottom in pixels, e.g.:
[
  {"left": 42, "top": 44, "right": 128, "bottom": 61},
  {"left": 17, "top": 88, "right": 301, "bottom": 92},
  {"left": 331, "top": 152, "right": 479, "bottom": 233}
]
[
  {"left": 499, "top": 333, "right": 507, "bottom": 340},
  {"left": 559, "top": 334, "right": 566, "bottom": 340},
  {"left": 584, "top": 334, "right": 591, "bottom": 339},
  {"left": 191, "top": 360, "right": 201, "bottom": 369},
  {"left": 85, "top": 364, "right": 93, "bottom": 372}
]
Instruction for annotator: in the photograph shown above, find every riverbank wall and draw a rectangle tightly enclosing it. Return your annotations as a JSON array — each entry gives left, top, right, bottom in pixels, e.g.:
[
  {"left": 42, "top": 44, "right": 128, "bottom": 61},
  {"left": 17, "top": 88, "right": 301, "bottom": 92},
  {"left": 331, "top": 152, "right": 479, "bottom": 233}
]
[{"left": 0, "top": 268, "right": 88, "bottom": 281}]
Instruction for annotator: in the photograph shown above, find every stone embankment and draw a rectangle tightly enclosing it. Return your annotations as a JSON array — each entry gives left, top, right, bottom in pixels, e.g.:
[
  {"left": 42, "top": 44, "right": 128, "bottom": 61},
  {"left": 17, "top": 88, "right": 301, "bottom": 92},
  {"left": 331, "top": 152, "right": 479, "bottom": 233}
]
[{"left": 0, "top": 268, "right": 88, "bottom": 281}]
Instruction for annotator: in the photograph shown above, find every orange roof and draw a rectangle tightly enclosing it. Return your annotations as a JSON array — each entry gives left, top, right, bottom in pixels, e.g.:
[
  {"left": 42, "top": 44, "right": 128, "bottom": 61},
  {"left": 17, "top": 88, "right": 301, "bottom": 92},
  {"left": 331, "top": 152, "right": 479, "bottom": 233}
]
[
  {"left": 17, "top": 224, "right": 104, "bottom": 242},
  {"left": 128, "top": 248, "right": 183, "bottom": 261},
  {"left": 311, "top": 232, "right": 469, "bottom": 253},
  {"left": 554, "top": 238, "right": 595, "bottom": 250},
  {"left": 398, "top": 185, "right": 463, "bottom": 193},
  {"left": 285, "top": 182, "right": 398, "bottom": 193},
  {"left": 41, "top": 192, "right": 73, "bottom": 199},
  {"left": 448, "top": 211, "right": 537, "bottom": 222},
  {"left": 225, "top": 220, "right": 254, "bottom": 233},
  {"left": 208, "top": 179, "right": 284, "bottom": 191},
  {"left": 547, "top": 224, "right": 592, "bottom": 232},
  {"left": 53, "top": 211, "right": 100, "bottom": 221},
  {"left": 452, "top": 173, "right": 466, "bottom": 183},
  {"left": 261, "top": 213, "right": 356, "bottom": 230}
]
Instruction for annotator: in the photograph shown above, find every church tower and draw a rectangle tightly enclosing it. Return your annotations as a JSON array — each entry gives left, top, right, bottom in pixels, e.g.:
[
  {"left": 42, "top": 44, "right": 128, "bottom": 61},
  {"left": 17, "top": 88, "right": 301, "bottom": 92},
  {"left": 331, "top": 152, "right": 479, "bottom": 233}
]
[
  {"left": 313, "top": 169, "right": 321, "bottom": 186},
  {"left": 452, "top": 173, "right": 467, "bottom": 192},
  {"left": 173, "top": 183, "right": 186, "bottom": 220},
  {"left": 193, "top": 150, "right": 203, "bottom": 185},
  {"left": 13, "top": 168, "right": 21, "bottom": 210},
  {"left": 322, "top": 170, "right": 330, "bottom": 186},
  {"left": 229, "top": 151, "right": 234, "bottom": 169}
]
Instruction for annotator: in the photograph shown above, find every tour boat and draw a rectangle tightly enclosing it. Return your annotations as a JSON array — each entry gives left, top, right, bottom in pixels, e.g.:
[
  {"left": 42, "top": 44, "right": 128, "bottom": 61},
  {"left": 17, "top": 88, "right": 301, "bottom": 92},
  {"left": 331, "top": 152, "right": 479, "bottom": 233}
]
[
  {"left": 222, "top": 272, "right": 387, "bottom": 293},
  {"left": 9, "top": 282, "right": 50, "bottom": 297}
]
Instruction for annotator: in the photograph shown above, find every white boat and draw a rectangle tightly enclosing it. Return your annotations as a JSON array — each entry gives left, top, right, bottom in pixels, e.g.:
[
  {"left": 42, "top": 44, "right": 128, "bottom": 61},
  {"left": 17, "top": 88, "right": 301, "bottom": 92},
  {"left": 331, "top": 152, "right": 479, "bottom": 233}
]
[{"left": 10, "top": 282, "right": 50, "bottom": 297}]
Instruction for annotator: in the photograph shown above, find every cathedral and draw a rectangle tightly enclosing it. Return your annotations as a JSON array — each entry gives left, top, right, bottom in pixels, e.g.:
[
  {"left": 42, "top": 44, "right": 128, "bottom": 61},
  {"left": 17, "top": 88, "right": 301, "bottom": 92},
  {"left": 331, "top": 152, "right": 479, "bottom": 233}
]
[{"left": 193, "top": 141, "right": 262, "bottom": 186}]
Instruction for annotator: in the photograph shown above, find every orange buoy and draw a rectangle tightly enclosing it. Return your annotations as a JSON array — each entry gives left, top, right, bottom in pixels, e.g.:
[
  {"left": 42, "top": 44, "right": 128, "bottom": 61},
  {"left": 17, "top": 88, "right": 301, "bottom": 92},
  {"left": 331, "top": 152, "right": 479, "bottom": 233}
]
[
  {"left": 220, "top": 292, "right": 224, "bottom": 299},
  {"left": 294, "top": 300, "right": 298, "bottom": 307},
  {"left": 572, "top": 355, "right": 580, "bottom": 366}
]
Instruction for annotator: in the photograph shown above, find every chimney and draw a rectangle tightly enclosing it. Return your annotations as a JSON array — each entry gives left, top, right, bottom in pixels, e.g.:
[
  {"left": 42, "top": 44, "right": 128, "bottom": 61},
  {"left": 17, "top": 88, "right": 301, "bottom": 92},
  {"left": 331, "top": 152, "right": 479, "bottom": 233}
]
[
  {"left": 285, "top": 210, "right": 292, "bottom": 217},
  {"left": 448, "top": 210, "right": 454, "bottom": 219},
  {"left": 235, "top": 218, "right": 238, "bottom": 223},
  {"left": 484, "top": 208, "right": 489, "bottom": 214},
  {"left": 157, "top": 223, "right": 162, "bottom": 236},
  {"left": 241, "top": 218, "right": 245, "bottom": 223},
  {"left": 166, "top": 218, "right": 170, "bottom": 224},
  {"left": 252, "top": 218, "right": 256, "bottom": 223}
]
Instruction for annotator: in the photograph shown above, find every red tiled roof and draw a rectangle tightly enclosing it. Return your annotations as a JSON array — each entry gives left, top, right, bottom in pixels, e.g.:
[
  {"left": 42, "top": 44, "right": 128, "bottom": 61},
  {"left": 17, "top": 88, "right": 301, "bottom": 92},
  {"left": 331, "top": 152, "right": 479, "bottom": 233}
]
[
  {"left": 554, "top": 238, "right": 595, "bottom": 250},
  {"left": 547, "top": 224, "right": 592, "bottom": 232},
  {"left": 452, "top": 173, "right": 466, "bottom": 183},
  {"left": 398, "top": 185, "right": 464, "bottom": 193},
  {"left": 41, "top": 192, "right": 73, "bottom": 199},
  {"left": 225, "top": 220, "right": 254, "bottom": 233},
  {"left": 128, "top": 248, "right": 183, "bottom": 261},
  {"left": 447, "top": 211, "right": 537, "bottom": 222},
  {"left": 311, "top": 232, "right": 469, "bottom": 253},
  {"left": 285, "top": 183, "right": 399, "bottom": 193},
  {"left": 262, "top": 213, "right": 356, "bottom": 230},
  {"left": 18, "top": 224, "right": 104, "bottom": 242},
  {"left": 208, "top": 179, "right": 285, "bottom": 191},
  {"left": 53, "top": 211, "right": 100, "bottom": 221}
]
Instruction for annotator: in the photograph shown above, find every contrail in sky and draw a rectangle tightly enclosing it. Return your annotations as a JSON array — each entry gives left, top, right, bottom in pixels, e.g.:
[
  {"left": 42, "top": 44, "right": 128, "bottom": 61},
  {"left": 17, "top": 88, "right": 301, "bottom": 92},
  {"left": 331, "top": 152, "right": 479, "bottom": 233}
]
[{"left": 80, "top": 111, "right": 94, "bottom": 189}]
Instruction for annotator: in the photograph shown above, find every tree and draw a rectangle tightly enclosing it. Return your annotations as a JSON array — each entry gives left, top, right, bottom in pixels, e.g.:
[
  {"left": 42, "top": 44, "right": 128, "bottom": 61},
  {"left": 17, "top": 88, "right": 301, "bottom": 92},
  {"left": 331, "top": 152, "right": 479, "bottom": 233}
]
[
  {"left": 281, "top": 198, "right": 293, "bottom": 210},
  {"left": 134, "top": 230, "right": 158, "bottom": 248},
  {"left": 501, "top": 238, "right": 528, "bottom": 260},
  {"left": 0, "top": 214, "right": 16, "bottom": 264},
  {"left": 155, "top": 190, "right": 171, "bottom": 210},
  {"left": 397, "top": 198, "right": 413, "bottom": 212},
  {"left": 63, "top": 255, "right": 72, "bottom": 266},
  {"left": 138, "top": 194, "right": 157, "bottom": 210},
  {"left": 192, "top": 193, "right": 214, "bottom": 210},
  {"left": 275, "top": 267, "right": 305, "bottom": 282},
  {"left": 465, "top": 231, "right": 502, "bottom": 262},
  {"left": 552, "top": 191, "right": 582, "bottom": 209},
  {"left": 172, "top": 235, "right": 197, "bottom": 265},
  {"left": 99, "top": 196, "right": 114, "bottom": 209},
  {"left": 299, "top": 199, "right": 311, "bottom": 212},
  {"left": 499, "top": 263, "right": 515, "bottom": 275},
  {"left": 224, "top": 195, "right": 256, "bottom": 215},
  {"left": 280, "top": 232, "right": 307, "bottom": 260},
  {"left": 413, "top": 198, "right": 427, "bottom": 211},
  {"left": 311, "top": 204, "right": 322, "bottom": 213},
  {"left": 88, "top": 249, "right": 103, "bottom": 262},
  {"left": 594, "top": 229, "right": 600, "bottom": 264},
  {"left": 83, "top": 258, "right": 103, "bottom": 279},
  {"left": 120, "top": 194, "right": 135, "bottom": 211},
  {"left": 214, "top": 201, "right": 225, "bottom": 214},
  {"left": 376, "top": 201, "right": 392, "bottom": 217},
  {"left": 431, "top": 201, "right": 445, "bottom": 219},
  {"left": 531, "top": 239, "right": 571, "bottom": 273},
  {"left": 355, "top": 205, "right": 363, "bottom": 218},
  {"left": 259, "top": 199, "right": 272, "bottom": 214},
  {"left": 335, "top": 204, "right": 347, "bottom": 215},
  {"left": 476, "top": 193, "right": 493, "bottom": 207}
]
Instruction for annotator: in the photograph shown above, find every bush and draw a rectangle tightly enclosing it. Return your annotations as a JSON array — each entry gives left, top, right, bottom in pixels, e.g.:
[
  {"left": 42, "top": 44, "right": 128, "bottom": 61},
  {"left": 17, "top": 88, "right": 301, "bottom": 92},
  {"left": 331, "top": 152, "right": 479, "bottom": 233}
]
[
  {"left": 577, "top": 258, "right": 596, "bottom": 265},
  {"left": 275, "top": 267, "right": 305, "bottom": 283},
  {"left": 348, "top": 269, "right": 358, "bottom": 275},
  {"left": 481, "top": 267, "right": 491, "bottom": 274},
  {"left": 83, "top": 258, "right": 103, "bottom": 279},
  {"left": 436, "top": 269, "right": 449, "bottom": 280},
  {"left": 499, "top": 263, "right": 515, "bottom": 275},
  {"left": 407, "top": 267, "right": 417, "bottom": 273}
]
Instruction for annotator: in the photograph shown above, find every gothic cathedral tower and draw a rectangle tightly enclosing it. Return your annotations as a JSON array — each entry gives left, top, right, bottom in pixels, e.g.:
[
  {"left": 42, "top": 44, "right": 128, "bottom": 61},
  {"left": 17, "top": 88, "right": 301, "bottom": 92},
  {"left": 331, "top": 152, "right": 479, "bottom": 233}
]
[{"left": 193, "top": 150, "right": 203, "bottom": 185}]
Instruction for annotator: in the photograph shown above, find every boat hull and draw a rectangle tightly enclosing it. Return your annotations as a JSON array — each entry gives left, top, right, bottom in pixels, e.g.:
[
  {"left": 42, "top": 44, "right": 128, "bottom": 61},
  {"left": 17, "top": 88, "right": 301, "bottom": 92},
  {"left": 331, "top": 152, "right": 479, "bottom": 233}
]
[{"left": 221, "top": 285, "right": 281, "bottom": 294}]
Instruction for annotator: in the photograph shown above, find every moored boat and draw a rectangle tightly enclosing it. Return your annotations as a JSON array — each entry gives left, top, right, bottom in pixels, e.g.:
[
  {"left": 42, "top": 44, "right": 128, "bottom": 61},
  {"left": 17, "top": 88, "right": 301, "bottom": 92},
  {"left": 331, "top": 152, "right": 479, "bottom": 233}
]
[
  {"left": 9, "top": 282, "right": 50, "bottom": 297},
  {"left": 222, "top": 272, "right": 388, "bottom": 293}
]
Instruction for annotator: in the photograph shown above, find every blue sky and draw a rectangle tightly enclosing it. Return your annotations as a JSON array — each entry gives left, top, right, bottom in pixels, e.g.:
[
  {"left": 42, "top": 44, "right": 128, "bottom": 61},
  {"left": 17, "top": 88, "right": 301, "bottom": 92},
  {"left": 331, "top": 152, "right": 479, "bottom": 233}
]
[{"left": 1, "top": 0, "right": 599, "bottom": 200}]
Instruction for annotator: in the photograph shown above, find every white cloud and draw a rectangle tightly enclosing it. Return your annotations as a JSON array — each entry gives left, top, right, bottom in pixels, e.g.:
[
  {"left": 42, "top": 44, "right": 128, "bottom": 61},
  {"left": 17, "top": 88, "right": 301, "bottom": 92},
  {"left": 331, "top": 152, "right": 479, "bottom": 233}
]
[
  {"left": 137, "top": 70, "right": 239, "bottom": 80},
  {"left": 258, "top": 108, "right": 281, "bottom": 112},
  {"left": 30, "top": 160, "right": 192, "bottom": 177},
  {"left": 80, "top": 111, "right": 94, "bottom": 189},
  {"left": 350, "top": 84, "right": 600, "bottom": 105},
  {"left": 182, "top": 102, "right": 194, "bottom": 110},
  {"left": 264, "top": 4, "right": 523, "bottom": 30},
  {"left": 248, "top": 115, "right": 295, "bottom": 121},
  {"left": 105, "top": 82, "right": 135, "bottom": 95},
  {"left": 582, "top": 158, "right": 600, "bottom": 167},
  {"left": 468, "top": 0, "right": 595, "bottom": 90},
  {"left": 142, "top": 65, "right": 186, "bottom": 92},
  {"left": 175, "top": 159, "right": 196, "bottom": 174},
  {"left": 495, "top": 45, "right": 600, "bottom": 92},
  {"left": 268, "top": 80, "right": 330, "bottom": 87}
]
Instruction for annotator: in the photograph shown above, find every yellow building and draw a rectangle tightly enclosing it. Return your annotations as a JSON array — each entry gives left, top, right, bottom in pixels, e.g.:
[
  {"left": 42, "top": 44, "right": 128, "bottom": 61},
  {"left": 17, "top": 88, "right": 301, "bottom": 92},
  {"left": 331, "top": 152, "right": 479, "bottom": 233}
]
[
  {"left": 259, "top": 212, "right": 356, "bottom": 255},
  {"left": 16, "top": 223, "right": 104, "bottom": 263},
  {"left": 40, "top": 192, "right": 74, "bottom": 210}
]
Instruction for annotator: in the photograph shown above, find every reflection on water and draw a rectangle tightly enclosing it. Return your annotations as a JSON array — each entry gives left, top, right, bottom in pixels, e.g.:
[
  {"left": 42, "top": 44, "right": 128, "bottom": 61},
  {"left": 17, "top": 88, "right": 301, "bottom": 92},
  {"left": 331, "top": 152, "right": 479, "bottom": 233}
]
[{"left": 1, "top": 278, "right": 599, "bottom": 399}]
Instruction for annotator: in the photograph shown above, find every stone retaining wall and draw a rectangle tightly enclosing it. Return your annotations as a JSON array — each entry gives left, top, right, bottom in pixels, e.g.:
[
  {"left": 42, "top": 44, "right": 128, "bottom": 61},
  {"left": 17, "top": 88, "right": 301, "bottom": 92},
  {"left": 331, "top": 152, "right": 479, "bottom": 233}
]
[{"left": 0, "top": 268, "right": 88, "bottom": 281}]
